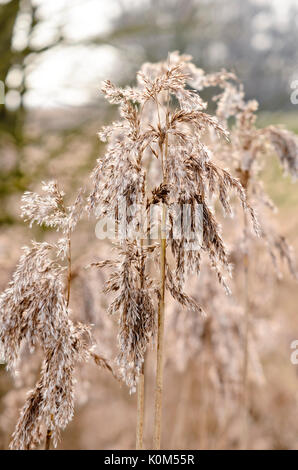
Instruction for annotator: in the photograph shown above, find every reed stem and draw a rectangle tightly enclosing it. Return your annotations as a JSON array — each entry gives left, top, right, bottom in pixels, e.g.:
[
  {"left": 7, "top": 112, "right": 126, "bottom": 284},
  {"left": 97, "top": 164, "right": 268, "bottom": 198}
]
[
  {"left": 45, "top": 230, "right": 72, "bottom": 450},
  {"left": 153, "top": 101, "right": 168, "bottom": 448},
  {"left": 136, "top": 242, "right": 146, "bottom": 449},
  {"left": 45, "top": 429, "right": 52, "bottom": 450},
  {"left": 153, "top": 214, "right": 166, "bottom": 450},
  {"left": 242, "top": 210, "right": 250, "bottom": 448},
  {"left": 240, "top": 168, "right": 251, "bottom": 448},
  {"left": 136, "top": 362, "right": 145, "bottom": 449}
]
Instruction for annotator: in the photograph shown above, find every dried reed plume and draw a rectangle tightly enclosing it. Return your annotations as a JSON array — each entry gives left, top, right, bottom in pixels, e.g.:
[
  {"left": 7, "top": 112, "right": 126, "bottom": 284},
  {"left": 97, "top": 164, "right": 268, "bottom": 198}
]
[
  {"left": 211, "top": 79, "right": 298, "bottom": 445},
  {"left": 0, "top": 181, "right": 113, "bottom": 449},
  {"left": 2, "top": 51, "right": 296, "bottom": 452},
  {"left": 88, "top": 51, "right": 259, "bottom": 449}
]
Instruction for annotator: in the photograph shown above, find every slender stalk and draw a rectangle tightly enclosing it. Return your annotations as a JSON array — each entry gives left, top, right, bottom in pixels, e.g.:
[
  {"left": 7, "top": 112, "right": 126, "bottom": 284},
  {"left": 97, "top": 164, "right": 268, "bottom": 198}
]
[
  {"left": 135, "top": 173, "right": 147, "bottom": 450},
  {"left": 45, "top": 429, "right": 52, "bottom": 450},
  {"left": 242, "top": 210, "right": 250, "bottom": 448},
  {"left": 153, "top": 212, "right": 166, "bottom": 450},
  {"left": 201, "top": 321, "right": 212, "bottom": 449},
  {"left": 153, "top": 93, "right": 168, "bottom": 450},
  {"left": 136, "top": 362, "right": 145, "bottom": 449},
  {"left": 45, "top": 230, "right": 72, "bottom": 450},
  {"left": 239, "top": 170, "right": 250, "bottom": 449}
]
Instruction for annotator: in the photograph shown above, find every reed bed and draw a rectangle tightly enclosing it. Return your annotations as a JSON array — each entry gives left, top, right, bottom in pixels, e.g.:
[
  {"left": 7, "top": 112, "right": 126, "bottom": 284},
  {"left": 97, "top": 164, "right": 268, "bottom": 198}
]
[{"left": 0, "top": 52, "right": 297, "bottom": 450}]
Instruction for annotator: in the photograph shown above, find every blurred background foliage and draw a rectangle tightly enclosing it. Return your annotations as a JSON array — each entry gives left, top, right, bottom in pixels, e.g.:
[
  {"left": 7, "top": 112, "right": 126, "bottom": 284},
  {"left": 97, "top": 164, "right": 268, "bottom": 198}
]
[{"left": 0, "top": 0, "right": 298, "bottom": 226}]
